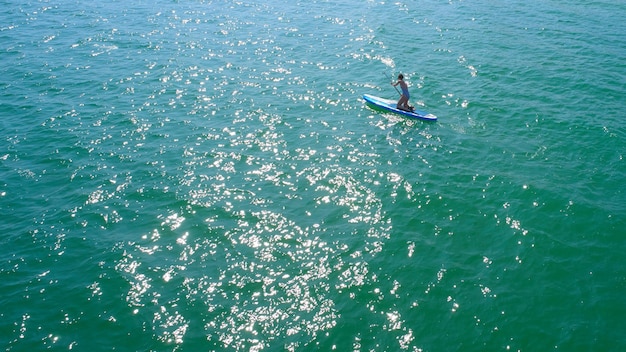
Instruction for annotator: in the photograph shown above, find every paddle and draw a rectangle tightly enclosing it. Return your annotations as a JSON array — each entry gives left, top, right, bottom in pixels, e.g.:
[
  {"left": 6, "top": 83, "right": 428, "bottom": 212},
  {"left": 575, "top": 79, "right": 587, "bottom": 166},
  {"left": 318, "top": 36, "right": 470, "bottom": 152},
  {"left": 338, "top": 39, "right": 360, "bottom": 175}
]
[{"left": 384, "top": 72, "right": 402, "bottom": 97}]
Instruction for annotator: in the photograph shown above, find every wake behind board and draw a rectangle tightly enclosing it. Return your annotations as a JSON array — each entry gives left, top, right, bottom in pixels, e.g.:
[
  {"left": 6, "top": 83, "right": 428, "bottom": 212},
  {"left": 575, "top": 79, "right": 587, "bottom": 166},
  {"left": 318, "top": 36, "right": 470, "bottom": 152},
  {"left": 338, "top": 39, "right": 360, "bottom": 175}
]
[{"left": 363, "top": 94, "right": 437, "bottom": 121}]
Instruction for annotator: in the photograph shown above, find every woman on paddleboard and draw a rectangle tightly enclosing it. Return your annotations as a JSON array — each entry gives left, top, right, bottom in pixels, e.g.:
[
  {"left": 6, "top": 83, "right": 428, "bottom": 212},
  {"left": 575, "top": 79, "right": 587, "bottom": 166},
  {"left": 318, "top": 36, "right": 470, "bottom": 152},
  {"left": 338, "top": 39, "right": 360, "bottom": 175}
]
[{"left": 392, "top": 74, "right": 414, "bottom": 111}]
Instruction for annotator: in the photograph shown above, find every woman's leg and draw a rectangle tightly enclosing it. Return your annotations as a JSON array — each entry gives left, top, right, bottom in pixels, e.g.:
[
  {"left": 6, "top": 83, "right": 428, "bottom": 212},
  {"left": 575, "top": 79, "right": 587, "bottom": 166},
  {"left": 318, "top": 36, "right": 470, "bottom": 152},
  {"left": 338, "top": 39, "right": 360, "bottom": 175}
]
[{"left": 397, "top": 95, "right": 409, "bottom": 110}]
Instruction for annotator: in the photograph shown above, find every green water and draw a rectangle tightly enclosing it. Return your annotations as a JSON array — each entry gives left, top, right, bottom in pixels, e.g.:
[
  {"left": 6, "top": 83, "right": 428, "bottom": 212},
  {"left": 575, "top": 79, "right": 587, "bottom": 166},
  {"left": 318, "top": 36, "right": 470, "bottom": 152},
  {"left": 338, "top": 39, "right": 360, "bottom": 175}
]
[{"left": 1, "top": 0, "right": 625, "bottom": 351}]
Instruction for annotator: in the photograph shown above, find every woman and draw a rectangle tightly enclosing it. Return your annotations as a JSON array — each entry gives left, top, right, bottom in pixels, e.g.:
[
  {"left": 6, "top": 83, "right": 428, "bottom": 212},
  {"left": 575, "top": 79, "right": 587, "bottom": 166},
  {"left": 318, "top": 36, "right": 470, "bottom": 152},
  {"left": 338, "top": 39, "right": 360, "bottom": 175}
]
[{"left": 392, "top": 74, "right": 414, "bottom": 111}]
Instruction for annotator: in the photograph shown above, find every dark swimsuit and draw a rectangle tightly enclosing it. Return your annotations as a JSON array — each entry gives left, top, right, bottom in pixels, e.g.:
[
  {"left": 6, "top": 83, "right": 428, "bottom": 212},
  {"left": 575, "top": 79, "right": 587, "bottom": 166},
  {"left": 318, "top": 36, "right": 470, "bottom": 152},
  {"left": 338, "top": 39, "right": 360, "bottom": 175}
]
[{"left": 401, "top": 86, "right": 410, "bottom": 99}]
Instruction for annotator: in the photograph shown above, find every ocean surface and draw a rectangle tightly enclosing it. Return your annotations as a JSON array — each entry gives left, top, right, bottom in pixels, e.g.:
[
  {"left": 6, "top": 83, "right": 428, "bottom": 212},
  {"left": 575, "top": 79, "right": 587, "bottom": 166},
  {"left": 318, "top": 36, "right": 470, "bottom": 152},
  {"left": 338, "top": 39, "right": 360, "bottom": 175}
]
[{"left": 1, "top": 0, "right": 625, "bottom": 351}]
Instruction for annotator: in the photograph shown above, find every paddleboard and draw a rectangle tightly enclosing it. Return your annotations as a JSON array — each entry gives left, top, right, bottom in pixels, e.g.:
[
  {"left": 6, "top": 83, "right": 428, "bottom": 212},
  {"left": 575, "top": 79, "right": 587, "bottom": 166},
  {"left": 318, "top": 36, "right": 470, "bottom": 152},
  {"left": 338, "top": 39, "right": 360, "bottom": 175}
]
[{"left": 363, "top": 94, "right": 437, "bottom": 121}]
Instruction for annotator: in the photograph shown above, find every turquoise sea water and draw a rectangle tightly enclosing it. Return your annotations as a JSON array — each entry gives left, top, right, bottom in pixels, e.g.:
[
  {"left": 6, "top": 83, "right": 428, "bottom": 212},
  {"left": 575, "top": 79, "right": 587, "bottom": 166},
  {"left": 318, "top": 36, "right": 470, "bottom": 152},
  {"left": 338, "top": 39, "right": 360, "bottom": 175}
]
[{"left": 1, "top": 0, "right": 625, "bottom": 350}]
